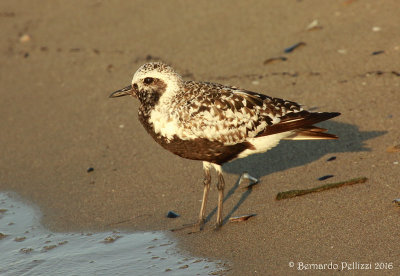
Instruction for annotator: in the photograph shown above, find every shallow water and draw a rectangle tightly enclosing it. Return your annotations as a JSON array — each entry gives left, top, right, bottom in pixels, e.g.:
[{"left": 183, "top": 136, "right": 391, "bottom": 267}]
[{"left": 0, "top": 192, "right": 224, "bottom": 275}]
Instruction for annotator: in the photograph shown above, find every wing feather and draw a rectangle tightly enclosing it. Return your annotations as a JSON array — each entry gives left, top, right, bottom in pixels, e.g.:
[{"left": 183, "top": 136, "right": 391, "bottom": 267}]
[{"left": 176, "top": 81, "right": 339, "bottom": 145}]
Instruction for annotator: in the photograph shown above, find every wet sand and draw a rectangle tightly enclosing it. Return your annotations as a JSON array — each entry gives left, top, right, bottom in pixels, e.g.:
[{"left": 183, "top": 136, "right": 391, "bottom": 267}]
[{"left": 1, "top": 0, "right": 400, "bottom": 274}]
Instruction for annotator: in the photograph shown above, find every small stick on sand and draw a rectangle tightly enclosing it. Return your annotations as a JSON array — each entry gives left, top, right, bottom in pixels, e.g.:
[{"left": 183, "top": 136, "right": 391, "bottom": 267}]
[{"left": 276, "top": 177, "right": 368, "bottom": 200}]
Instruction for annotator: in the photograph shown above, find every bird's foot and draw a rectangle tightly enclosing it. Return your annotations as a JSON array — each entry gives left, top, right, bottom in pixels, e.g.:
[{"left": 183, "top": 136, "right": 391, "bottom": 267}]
[{"left": 214, "top": 222, "right": 222, "bottom": 231}]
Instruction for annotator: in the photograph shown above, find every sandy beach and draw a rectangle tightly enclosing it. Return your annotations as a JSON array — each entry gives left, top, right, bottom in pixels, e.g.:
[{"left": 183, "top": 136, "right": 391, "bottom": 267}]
[{"left": 1, "top": 0, "right": 399, "bottom": 274}]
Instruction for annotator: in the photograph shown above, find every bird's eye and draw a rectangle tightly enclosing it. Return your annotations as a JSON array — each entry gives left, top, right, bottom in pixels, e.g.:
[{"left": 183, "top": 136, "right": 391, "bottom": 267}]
[
  {"left": 133, "top": 83, "right": 138, "bottom": 90},
  {"left": 144, "top": 77, "right": 154, "bottom": 84}
]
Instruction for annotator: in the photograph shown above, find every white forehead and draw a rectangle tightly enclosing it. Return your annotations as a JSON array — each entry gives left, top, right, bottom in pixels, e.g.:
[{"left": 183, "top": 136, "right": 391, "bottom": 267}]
[{"left": 131, "top": 62, "right": 183, "bottom": 93}]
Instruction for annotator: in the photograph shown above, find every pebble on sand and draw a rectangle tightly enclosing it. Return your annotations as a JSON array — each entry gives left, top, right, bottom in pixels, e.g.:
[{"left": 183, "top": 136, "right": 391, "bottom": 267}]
[{"left": 166, "top": 211, "right": 180, "bottom": 218}]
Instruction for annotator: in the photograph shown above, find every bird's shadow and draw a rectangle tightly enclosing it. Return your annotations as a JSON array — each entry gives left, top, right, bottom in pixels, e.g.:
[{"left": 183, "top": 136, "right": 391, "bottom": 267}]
[{"left": 205, "top": 121, "right": 386, "bottom": 225}]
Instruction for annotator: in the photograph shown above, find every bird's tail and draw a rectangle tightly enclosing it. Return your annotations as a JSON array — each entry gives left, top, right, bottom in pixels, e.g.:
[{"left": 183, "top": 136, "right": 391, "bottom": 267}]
[{"left": 283, "top": 126, "right": 338, "bottom": 140}]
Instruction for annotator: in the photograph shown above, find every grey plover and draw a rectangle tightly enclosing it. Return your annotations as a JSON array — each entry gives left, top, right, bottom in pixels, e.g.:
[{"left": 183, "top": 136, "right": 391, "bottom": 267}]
[{"left": 110, "top": 62, "right": 340, "bottom": 230}]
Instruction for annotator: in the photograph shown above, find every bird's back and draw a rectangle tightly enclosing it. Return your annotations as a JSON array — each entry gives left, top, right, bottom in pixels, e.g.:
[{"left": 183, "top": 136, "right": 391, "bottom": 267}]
[{"left": 170, "top": 81, "right": 338, "bottom": 143}]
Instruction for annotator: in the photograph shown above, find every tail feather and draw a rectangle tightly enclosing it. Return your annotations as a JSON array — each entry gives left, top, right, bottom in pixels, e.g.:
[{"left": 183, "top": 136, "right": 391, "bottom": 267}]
[
  {"left": 284, "top": 126, "right": 338, "bottom": 140},
  {"left": 257, "top": 111, "right": 340, "bottom": 137}
]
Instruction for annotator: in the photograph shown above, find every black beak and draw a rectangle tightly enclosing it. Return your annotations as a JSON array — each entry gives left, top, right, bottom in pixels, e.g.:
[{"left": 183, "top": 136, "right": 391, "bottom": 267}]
[{"left": 109, "top": 85, "right": 133, "bottom": 98}]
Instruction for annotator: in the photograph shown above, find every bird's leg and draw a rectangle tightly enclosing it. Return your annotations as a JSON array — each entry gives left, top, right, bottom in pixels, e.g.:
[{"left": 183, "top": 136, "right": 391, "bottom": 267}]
[
  {"left": 171, "top": 162, "right": 211, "bottom": 233},
  {"left": 197, "top": 162, "right": 211, "bottom": 230},
  {"left": 215, "top": 166, "right": 225, "bottom": 229}
]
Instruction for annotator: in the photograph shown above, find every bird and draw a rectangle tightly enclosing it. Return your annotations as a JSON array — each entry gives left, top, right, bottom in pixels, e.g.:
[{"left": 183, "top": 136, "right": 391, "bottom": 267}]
[{"left": 109, "top": 62, "right": 340, "bottom": 231}]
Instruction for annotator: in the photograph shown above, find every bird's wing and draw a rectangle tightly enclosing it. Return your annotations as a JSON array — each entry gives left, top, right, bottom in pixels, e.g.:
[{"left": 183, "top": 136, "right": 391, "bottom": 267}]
[{"left": 177, "top": 81, "right": 336, "bottom": 145}]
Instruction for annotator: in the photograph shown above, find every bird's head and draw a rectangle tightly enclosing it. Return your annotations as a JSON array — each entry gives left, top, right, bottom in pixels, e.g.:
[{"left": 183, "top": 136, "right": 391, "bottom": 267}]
[{"left": 109, "top": 62, "right": 183, "bottom": 105}]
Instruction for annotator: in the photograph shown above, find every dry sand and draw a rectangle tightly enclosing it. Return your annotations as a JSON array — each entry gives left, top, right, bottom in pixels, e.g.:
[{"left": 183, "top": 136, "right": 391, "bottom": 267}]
[{"left": 1, "top": 0, "right": 399, "bottom": 274}]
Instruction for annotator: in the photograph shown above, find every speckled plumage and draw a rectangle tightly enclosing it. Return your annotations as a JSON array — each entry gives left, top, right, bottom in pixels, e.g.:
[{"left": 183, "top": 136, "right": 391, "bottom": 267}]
[{"left": 123, "top": 62, "right": 339, "bottom": 163}]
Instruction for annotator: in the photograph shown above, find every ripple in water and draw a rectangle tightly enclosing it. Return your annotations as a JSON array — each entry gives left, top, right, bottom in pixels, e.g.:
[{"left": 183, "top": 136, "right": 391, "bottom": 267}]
[{"left": 0, "top": 192, "right": 226, "bottom": 275}]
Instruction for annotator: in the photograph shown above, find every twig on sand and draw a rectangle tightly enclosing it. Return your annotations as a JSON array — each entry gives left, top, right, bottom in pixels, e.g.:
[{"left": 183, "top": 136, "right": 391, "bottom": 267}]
[{"left": 276, "top": 177, "right": 368, "bottom": 200}]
